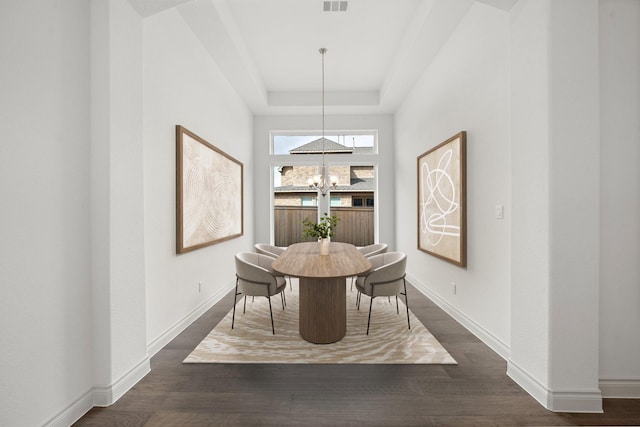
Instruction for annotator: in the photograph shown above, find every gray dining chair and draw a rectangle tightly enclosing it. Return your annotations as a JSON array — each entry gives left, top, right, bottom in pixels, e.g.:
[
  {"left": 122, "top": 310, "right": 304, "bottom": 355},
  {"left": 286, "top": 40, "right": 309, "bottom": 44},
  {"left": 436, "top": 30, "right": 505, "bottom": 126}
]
[
  {"left": 355, "top": 252, "right": 409, "bottom": 335},
  {"left": 254, "top": 243, "right": 291, "bottom": 289},
  {"left": 350, "top": 243, "right": 388, "bottom": 290},
  {"left": 233, "top": 252, "right": 287, "bottom": 334}
]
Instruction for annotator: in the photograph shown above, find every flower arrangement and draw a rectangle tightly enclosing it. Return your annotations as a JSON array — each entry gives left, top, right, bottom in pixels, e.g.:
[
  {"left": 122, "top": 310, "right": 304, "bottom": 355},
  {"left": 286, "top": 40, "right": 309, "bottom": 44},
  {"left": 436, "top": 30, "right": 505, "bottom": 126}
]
[{"left": 302, "top": 213, "right": 340, "bottom": 240}]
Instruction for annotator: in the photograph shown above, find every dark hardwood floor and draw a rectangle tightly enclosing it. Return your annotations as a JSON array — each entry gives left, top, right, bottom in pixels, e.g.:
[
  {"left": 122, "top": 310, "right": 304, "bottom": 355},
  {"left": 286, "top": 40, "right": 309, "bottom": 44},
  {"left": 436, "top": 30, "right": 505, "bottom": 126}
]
[{"left": 76, "top": 283, "right": 640, "bottom": 426}]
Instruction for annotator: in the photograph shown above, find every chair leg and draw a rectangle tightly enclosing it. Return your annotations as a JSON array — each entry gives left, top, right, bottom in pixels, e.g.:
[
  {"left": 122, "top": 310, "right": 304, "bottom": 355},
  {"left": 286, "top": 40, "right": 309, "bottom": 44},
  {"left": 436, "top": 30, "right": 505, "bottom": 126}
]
[
  {"left": 395, "top": 295, "right": 399, "bottom": 314},
  {"left": 403, "top": 279, "right": 411, "bottom": 330},
  {"left": 281, "top": 291, "right": 286, "bottom": 310},
  {"left": 366, "top": 296, "right": 374, "bottom": 335},
  {"left": 232, "top": 279, "right": 239, "bottom": 330},
  {"left": 356, "top": 291, "right": 361, "bottom": 309},
  {"left": 268, "top": 296, "right": 275, "bottom": 335},
  {"left": 243, "top": 295, "right": 247, "bottom": 314}
]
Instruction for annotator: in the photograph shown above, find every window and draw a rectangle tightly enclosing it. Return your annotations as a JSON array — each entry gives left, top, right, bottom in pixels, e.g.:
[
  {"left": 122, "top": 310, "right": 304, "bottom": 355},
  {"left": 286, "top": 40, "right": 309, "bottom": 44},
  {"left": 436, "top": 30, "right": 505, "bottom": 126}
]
[
  {"left": 352, "top": 196, "right": 374, "bottom": 207},
  {"left": 271, "top": 131, "right": 377, "bottom": 246},
  {"left": 272, "top": 132, "right": 376, "bottom": 155}
]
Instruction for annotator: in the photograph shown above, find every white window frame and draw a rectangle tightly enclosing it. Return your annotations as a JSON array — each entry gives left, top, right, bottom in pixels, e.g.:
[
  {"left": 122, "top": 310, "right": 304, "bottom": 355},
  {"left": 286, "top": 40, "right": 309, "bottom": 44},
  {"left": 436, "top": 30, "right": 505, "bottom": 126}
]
[{"left": 269, "top": 130, "right": 379, "bottom": 244}]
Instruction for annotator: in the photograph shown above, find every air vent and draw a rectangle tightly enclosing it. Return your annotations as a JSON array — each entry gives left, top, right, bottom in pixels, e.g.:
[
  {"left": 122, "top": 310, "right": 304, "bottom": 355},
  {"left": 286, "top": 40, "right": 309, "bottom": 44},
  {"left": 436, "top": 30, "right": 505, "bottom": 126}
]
[{"left": 323, "top": 1, "right": 348, "bottom": 12}]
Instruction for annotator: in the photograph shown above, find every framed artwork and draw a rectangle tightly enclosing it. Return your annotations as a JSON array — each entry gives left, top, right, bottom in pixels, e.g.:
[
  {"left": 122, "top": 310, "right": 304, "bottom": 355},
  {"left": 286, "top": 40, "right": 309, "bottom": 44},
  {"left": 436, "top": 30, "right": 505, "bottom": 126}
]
[
  {"left": 176, "top": 125, "right": 243, "bottom": 254},
  {"left": 417, "top": 131, "right": 467, "bottom": 267}
]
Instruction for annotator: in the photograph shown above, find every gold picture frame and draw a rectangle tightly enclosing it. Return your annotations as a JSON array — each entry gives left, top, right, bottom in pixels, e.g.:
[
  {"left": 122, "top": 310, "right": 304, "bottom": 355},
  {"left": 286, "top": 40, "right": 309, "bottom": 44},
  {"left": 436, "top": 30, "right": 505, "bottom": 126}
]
[
  {"left": 417, "top": 131, "right": 467, "bottom": 267},
  {"left": 176, "top": 125, "right": 243, "bottom": 254}
]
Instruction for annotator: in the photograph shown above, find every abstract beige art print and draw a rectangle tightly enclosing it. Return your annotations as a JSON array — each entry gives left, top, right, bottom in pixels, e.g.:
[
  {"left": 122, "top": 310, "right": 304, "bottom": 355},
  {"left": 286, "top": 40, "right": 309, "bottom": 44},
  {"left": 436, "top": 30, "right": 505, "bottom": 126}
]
[
  {"left": 176, "top": 125, "right": 243, "bottom": 254},
  {"left": 417, "top": 131, "right": 466, "bottom": 267}
]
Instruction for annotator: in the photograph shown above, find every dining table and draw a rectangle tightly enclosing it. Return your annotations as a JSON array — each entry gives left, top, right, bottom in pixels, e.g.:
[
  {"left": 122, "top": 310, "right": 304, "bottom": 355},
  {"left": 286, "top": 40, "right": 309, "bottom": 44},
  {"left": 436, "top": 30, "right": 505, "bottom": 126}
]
[{"left": 272, "top": 241, "right": 372, "bottom": 344}]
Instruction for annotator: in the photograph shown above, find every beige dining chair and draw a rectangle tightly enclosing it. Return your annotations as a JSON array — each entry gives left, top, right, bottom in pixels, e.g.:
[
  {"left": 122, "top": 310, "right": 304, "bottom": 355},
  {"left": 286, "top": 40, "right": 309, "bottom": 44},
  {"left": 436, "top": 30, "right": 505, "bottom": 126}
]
[
  {"left": 254, "top": 243, "right": 286, "bottom": 258},
  {"left": 358, "top": 243, "right": 388, "bottom": 257},
  {"left": 350, "top": 243, "right": 388, "bottom": 290},
  {"left": 354, "top": 252, "right": 409, "bottom": 335},
  {"left": 233, "top": 252, "right": 287, "bottom": 334},
  {"left": 254, "top": 243, "right": 291, "bottom": 289}
]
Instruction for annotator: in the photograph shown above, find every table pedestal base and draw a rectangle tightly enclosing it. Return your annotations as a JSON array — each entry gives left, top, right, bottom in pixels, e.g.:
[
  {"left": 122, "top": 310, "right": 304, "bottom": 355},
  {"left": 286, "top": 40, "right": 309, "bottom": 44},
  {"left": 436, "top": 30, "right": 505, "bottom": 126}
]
[{"left": 298, "top": 277, "right": 347, "bottom": 344}]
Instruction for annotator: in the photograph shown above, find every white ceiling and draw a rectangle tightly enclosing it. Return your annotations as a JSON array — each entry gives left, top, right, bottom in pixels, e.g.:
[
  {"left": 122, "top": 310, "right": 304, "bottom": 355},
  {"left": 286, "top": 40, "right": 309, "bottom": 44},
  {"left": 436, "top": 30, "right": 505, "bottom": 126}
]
[{"left": 130, "top": 0, "right": 517, "bottom": 115}]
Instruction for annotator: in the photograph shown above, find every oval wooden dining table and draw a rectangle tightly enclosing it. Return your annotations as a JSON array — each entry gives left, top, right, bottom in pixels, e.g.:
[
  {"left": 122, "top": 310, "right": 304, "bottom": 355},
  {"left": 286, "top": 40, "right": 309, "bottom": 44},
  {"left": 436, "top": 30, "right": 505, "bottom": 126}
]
[{"left": 272, "top": 241, "right": 371, "bottom": 344}]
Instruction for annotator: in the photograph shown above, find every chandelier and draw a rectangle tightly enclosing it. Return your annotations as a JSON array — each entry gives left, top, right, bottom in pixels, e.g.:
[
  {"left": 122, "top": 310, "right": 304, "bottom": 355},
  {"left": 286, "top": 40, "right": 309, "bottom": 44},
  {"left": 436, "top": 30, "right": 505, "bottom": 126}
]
[{"left": 307, "top": 47, "right": 338, "bottom": 197}]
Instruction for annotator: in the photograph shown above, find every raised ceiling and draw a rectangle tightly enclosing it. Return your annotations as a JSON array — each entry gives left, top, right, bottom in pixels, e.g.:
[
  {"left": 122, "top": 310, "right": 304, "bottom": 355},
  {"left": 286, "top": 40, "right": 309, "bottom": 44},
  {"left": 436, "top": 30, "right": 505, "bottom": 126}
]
[{"left": 130, "top": 0, "right": 516, "bottom": 115}]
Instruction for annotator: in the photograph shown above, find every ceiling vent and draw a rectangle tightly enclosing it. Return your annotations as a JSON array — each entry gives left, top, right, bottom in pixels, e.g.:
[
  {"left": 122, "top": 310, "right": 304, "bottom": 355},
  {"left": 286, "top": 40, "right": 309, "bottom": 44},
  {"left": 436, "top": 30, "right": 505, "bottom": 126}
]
[{"left": 323, "top": 1, "right": 348, "bottom": 12}]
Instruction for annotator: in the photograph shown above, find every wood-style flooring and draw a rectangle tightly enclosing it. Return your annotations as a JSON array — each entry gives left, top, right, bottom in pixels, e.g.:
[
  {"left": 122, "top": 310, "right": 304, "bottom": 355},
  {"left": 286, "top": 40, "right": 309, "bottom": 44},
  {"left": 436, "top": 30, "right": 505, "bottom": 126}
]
[{"left": 75, "top": 284, "right": 640, "bottom": 426}]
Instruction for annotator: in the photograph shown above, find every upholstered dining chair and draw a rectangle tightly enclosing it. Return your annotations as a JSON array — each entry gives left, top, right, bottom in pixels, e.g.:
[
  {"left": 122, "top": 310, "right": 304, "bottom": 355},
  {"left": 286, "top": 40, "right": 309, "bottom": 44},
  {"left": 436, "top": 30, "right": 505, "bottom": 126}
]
[
  {"left": 254, "top": 243, "right": 291, "bottom": 289},
  {"left": 233, "top": 252, "right": 287, "bottom": 334},
  {"left": 254, "top": 243, "right": 286, "bottom": 258},
  {"left": 350, "top": 243, "right": 388, "bottom": 290},
  {"left": 358, "top": 243, "right": 388, "bottom": 257},
  {"left": 355, "top": 252, "right": 409, "bottom": 335}
]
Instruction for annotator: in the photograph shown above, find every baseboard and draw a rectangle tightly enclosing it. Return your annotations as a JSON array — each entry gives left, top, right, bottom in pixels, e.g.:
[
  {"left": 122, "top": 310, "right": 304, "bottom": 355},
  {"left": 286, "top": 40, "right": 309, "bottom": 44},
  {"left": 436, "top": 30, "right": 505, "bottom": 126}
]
[
  {"left": 548, "top": 390, "right": 604, "bottom": 413},
  {"left": 147, "top": 279, "right": 235, "bottom": 357},
  {"left": 406, "top": 273, "right": 510, "bottom": 360},
  {"left": 44, "top": 390, "right": 94, "bottom": 427},
  {"left": 600, "top": 379, "right": 640, "bottom": 398},
  {"left": 93, "top": 355, "right": 151, "bottom": 407},
  {"left": 506, "top": 360, "right": 551, "bottom": 408},
  {"left": 408, "top": 274, "right": 607, "bottom": 413},
  {"left": 44, "top": 282, "right": 233, "bottom": 426},
  {"left": 45, "top": 356, "right": 150, "bottom": 426},
  {"left": 507, "top": 360, "right": 603, "bottom": 413}
]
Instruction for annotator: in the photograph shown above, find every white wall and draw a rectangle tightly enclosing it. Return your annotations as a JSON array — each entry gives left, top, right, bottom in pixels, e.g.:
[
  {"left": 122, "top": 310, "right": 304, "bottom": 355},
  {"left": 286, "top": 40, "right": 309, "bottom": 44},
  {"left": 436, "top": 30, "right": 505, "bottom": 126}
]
[
  {"left": 395, "top": 2, "right": 512, "bottom": 355},
  {"left": 508, "top": 0, "right": 552, "bottom": 396},
  {"left": 91, "top": 0, "right": 150, "bottom": 407},
  {"left": 0, "top": 1, "right": 94, "bottom": 425},
  {"left": 397, "top": 0, "right": 639, "bottom": 410},
  {"left": 546, "top": 0, "right": 601, "bottom": 408},
  {"left": 599, "top": 0, "right": 640, "bottom": 396},
  {"left": 0, "top": 0, "right": 254, "bottom": 423},
  {"left": 143, "top": 7, "right": 254, "bottom": 352},
  {"left": 509, "top": 0, "right": 604, "bottom": 412},
  {"left": 253, "top": 115, "right": 395, "bottom": 248}
]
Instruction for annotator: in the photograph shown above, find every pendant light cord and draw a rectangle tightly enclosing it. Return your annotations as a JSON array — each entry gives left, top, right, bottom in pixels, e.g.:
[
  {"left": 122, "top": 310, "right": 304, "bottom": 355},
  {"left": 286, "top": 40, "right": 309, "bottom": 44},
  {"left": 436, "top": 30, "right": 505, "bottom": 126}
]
[{"left": 320, "top": 47, "right": 326, "bottom": 170}]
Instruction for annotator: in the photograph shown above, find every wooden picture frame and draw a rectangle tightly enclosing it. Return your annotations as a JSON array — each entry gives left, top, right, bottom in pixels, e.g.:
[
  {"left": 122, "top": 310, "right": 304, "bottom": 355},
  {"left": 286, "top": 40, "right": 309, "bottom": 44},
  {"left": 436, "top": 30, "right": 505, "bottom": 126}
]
[
  {"left": 417, "top": 131, "right": 467, "bottom": 267},
  {"left": 176, "top": 125, "right": 243, "bottom": 254}
]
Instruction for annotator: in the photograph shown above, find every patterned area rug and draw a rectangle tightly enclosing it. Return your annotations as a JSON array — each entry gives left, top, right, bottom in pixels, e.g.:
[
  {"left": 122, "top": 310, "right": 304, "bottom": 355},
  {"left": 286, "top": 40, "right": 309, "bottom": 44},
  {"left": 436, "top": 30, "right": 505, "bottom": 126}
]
[{"left": 184, "top": 279, "right": 457, "bottom": 364}]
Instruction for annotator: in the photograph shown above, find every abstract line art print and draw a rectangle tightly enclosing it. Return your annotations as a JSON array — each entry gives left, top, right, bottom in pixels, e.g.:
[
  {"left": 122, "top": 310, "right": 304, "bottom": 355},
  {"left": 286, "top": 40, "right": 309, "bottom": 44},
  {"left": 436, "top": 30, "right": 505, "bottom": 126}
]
[
  {"left": 417, "top": 131, "right": 466, "bottom": 267},
  {"left": 176, "top": 125, "right": 243, "bottom": 254}
]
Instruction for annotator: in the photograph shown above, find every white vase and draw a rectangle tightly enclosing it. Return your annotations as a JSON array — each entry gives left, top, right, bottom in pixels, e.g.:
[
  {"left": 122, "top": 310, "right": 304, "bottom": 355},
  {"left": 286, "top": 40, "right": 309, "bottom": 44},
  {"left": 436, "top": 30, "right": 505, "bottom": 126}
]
[{"left": 319, "top": 237, "right": 330, "bottom": 256}]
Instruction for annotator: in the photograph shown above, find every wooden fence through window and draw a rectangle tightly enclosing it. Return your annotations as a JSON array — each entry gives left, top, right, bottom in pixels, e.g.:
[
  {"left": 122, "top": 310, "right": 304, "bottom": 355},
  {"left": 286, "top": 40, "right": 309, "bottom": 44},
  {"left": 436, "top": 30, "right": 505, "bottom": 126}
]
[{"left": 274, "top": 206, "right": 374, "bottom": 247}]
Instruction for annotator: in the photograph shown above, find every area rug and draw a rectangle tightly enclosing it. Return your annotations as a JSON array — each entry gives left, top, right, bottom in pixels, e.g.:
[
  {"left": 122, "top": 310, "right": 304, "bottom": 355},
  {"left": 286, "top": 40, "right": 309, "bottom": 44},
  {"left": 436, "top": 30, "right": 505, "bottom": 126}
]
[{"left": 184, "top": 279, "right": 457, "bottom": 364}]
